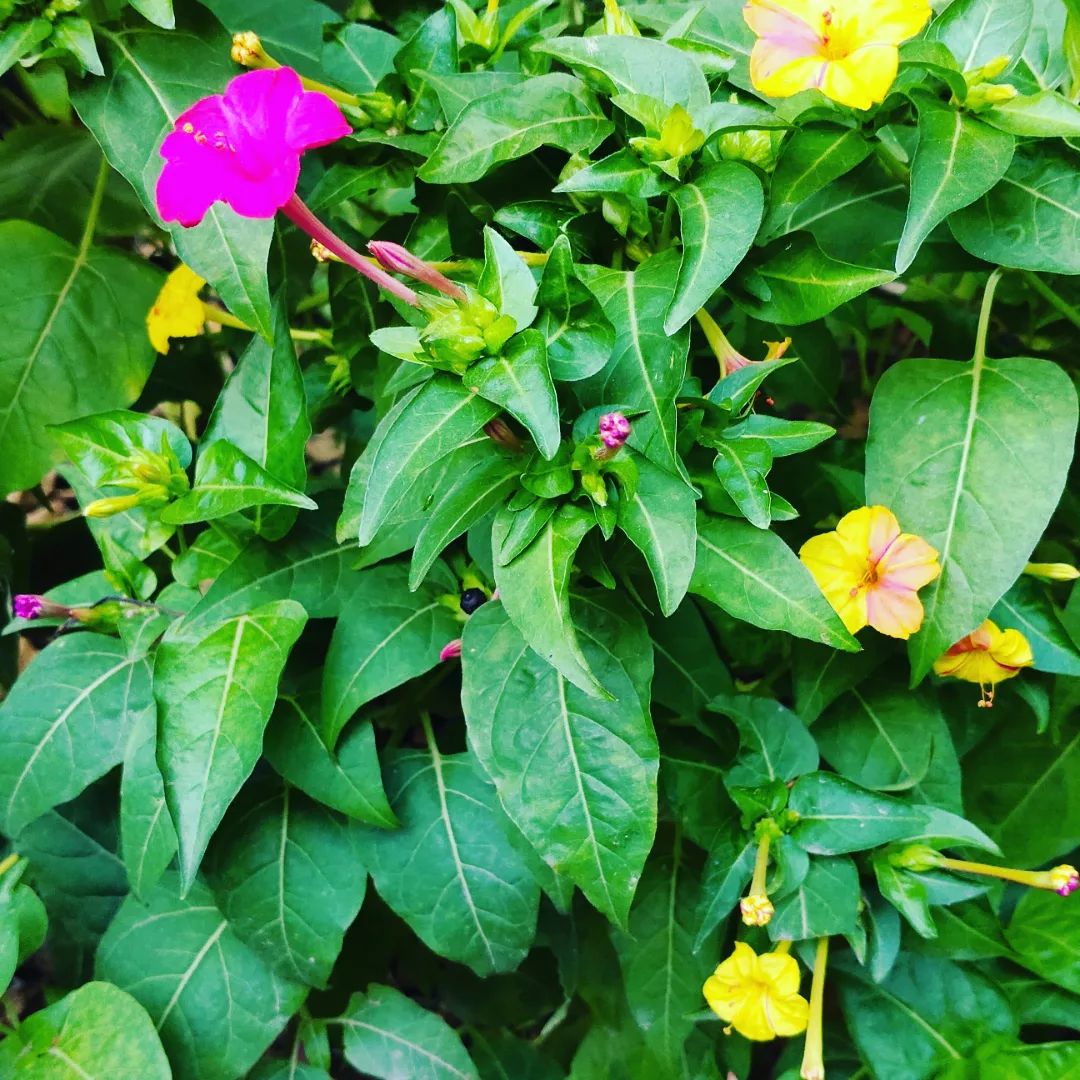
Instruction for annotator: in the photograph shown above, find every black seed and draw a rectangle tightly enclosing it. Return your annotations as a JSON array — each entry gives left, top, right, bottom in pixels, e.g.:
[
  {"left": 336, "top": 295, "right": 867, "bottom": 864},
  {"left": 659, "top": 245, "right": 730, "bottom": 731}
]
[{"left": 460, "top": 589, "right": 487, "bottom": 615}]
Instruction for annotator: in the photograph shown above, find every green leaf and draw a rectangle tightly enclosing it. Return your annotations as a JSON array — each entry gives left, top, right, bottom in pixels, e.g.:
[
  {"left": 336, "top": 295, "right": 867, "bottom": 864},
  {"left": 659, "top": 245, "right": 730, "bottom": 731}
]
[
  {"left": 577, "top": 252, "right": 689, "bottom": 478},
  {"left": 120, "top": 702, "right": 177, "bottom": 899},
  {"left": 322, "top": 23, "right": 400, "bottom": 94},
  {"left": 724, "top": 414, "right": 835, "bottom": 457},
  {"left": 792, "top": 638, "right": 890, "bottom": 723},
  {"left": 732, "top": 234, "right": 895, "bottom": 325},
  {"left": 468, "top": 331, "right": 560, "bottom": 460},
  {"left": 322, "top": 563, "right": 461, "bottom": 746},
  {"left": 836, "top": 955, "right": 1017, "bottom": 1080},
  {"left": 813, "top": 678, "right": 937, "bottom": 792},
  {"left": 617, "top": 453, "right": 697, "bottom": 616},
  {"left": 419, "top": 74, "right": 613, "bottom": 184},
  {"left": 73, "top": 21, "right": 274, "bottom": 337},
  {"left": 789, "top": 773, "right": 929, "bottom": 854},
  {"left": 865, "top": 355, "right": 1078, "bottom": 682},
  {"left": 762, "top": 127, "right": 873, "bottom": 239},
  {"left": 648, "top": 601, "right": 733, "bottom": 717},
  {"left": 471, "top": 1033, "right": 562, "bottom": 1080},
  {"left": 156, "top": 599, "right": 308, "bottom": 893},
  {"left": 264, "top": 689, "right": 396, "bottom": 828},
  {"left": 0, "top": 982, "right": 170, "bottom": 1079},
  {"left": 0, "top": 220, "right": 158, "bottom": 495},
  {"left": 493, "top": 503, "right": 606, "bottom": 698},
  {"left": 769, "top": 856, "right": 860, "bottom": 941},
  {"left": 991, "top": 576, "right": 1080, "bottom": 676},
  {"left": 204, "top": 780, "right": 367, "bottom": 988},
  {"left": 162, "top": 440, "right": 317, "bottom": 525},
  {"left": 462, "top": 596, "right": 657, "bottom": 927},
  {"left": 96, "top": 874, "right": 307, "bottom": 1080},
  {"left": 356, "top": 747, "right": 541, "bottom": 976},
  {"left": 712, "top": 437, "right": 774, "bottom": 529},
  {"left": 478, "top": 226, "right": 538, "bottom": 331},
  {"left": 691, "top": 514, "right": 860, "bottom": 652},
  {"left": 129, "top": 0, "right": 174, "bottom": 28},
  {"left": 928, "top": 0, "right": 1033, "bottom": 72},
  {"left": 201, "top": 293, "right": 311, "bottom": 538},
  {"left": 613, "top": 854, "right": 718, "bottom": 1071},
  {"left": 708, "top": 693, "right": 818, "bottom": 789},
  {"left": 199, "top": 0, "right": 334, "bottom": 68},
  {"left": 950, "top": 147, "right": 1080, "bottom": 273},
  {"left": 665, "top": 161, "right": 763, "bottom": 333},
  {"left": 535, "top": 235, "right": 615, "bottom": 383},
  {"left": 555, "top": 148, "right": 672, "bottom": 199},
  {"left": 536, "top": 36, "right": 710, "bottom": 113},
  {"left": 0, "top": 19, "right": 50, "bottom": 77},
  {"left": 339, "top": 984, "right": 479, "bottom": 1080},
  {"left": 411, "top": 454, "right": 519, "bottom": 590},
  {"left": 1005, "top": 887, "right": 1080, "bottom": 995},
  {"left": 694, "top": 837, "right": 755, "bottom": 953},
  {"left": 895, "top": 103, "right": 1015, "bottom": 274},
  {"left": 983, "top": 90, "right": 1080, "bottom": 136},
  {"left": 0, "top": 633, "right": 153, "bottom": 836},
  {"left": 347, "top": 378, "right": 499, "bottom": 546},
  {"left": 421, "top": 70, "right": 527, "bottom": 125},
  {"left": 395, "top": 7, "right": 458, "bottom": 131}
]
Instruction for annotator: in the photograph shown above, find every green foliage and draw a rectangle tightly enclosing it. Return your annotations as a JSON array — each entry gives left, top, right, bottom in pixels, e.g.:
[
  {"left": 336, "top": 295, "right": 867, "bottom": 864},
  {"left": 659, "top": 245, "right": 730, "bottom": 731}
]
[{"left": 1, "top": 0, "right": 1079, "bottom": 1076}]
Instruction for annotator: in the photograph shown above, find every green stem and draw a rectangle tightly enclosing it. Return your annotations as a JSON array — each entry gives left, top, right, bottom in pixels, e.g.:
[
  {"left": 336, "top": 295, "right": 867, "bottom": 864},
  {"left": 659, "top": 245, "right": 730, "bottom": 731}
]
[
  {"left": 79, "top": 156, "right": 110, "bottom": 261},
  {"left": 1022, "top": 270, "right": 1080, "bottom": 331},
  {"left": 972, "top": 267, "right": 1003, "bottom": 366},
  {"left": 658, "top": 196, "right": 675, "bottom": 251},
  {"left": 0, "top": 853, "right": 19, "bottom": 878},
  {"left": 748, "top": 830, "right": 772, "bottom": 896}
]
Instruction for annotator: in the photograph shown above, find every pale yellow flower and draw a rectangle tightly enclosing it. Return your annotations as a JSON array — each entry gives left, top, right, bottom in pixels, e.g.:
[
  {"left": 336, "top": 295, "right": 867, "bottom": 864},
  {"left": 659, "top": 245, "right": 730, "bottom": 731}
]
[
  {"left": 743, "top": 0, "right": 932, "bottom": 110},
  {"left": 703, "top": 942, "right": 809, "bottom": 1042}
]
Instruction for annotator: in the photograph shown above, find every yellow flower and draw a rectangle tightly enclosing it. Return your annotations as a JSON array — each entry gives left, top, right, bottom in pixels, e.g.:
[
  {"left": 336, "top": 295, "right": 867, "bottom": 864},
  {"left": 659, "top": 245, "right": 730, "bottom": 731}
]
[
  {"left": 703, "top": 942, "right": 809, "bottom": 1042},
  {"left": 147, "top": 265, "right": 207, "bottom": 354},
  {"left": 932, "top": 619, "right": 1034, "bottom": 707},
  {"left": 799, "top": 505, "right": 940, "bottom": 639},
  {"left": 743, "top": 0, "right": 932, "bottom": 110},
  {"left": 1025, "top": 562, "right": 1080, "bottom": 582}
]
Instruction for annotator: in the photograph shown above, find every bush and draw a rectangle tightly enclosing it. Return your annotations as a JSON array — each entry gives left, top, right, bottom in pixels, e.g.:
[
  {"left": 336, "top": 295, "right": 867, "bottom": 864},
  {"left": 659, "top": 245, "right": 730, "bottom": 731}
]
[{"left": 1, "top": 0, "right": 1079, "bottom": 1077}]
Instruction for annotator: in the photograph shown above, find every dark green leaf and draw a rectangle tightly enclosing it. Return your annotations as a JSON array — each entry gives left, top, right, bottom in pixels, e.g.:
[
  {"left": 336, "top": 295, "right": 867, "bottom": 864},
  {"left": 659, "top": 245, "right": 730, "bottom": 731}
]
[
  {"left": 708, "top": 693, "right": 818, "bottom": 788},
  {"left": 928, "top": 0, "right": 1033, "bottom": 72},
  {"left": 770, "top": 856, "right": 860, "bottom": 941},
  {"left": 322, "top": 23, "right": 400, "bottom": 93},
  {"left": 991, "top": 576, "right": 1080, "bottom": 676},
  {"left": 712, "top": 437, "right": 773, "bottom": 529}
]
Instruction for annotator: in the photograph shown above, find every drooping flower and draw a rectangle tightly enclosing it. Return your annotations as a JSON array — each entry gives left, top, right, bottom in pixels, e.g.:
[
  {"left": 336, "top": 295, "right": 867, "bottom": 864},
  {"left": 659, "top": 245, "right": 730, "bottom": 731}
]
[
  {"left": 932, "top": 619, "right": 1034, "bottom": 707},
  {"left": 743, "top": 0, "right": 932, "bottom": 111},
  {"left": 696, "top": 309, "right": 790, "bottom": 378},
  {"left": 703, "top": 942, "right": 809, "bottom": 1042},
  {"left": 799, "top": 505, "right": 940, "bottom": 639},
  {"left": 156, "top": 67, "right": 350, "bottom": 226},
  {"left": 147, "top": 265, "right": 207, "bottom": 353},
  {"left": 368, "top": 241, "right": 466, "bottom": 299}
]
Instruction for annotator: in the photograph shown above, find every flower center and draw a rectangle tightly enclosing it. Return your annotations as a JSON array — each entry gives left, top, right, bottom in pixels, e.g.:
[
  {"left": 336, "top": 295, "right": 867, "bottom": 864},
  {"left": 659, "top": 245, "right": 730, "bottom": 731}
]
[
  {"left": 181, "top": 122, "right": 235, "bottom": 154},
  {"left": 817, "top": 8, "right": 855, "bottom": 61}
]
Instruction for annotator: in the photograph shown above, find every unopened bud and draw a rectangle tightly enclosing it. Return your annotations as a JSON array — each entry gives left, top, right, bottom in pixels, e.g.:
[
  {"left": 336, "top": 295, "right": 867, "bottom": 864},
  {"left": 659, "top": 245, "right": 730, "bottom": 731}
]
[
  {"left": 368, "top": 241, "right": 465, "bottom": 299},
  {"left": 603, "top": 0, "right": 640, "bottom": 35},
  {"left": 966, "top": 81, "right": 1019, "bottom": 109},
  {"left": 598, "top": 412, "right": 631, "bottom": 450},
  {"left": 1024, "top": 562, "right": 1080, "bottom": 582},
  {"left": 439, "top": 639, "right": 463, "bottom": 662},
  {"left": 231, "top": 31, "right": 275, "bottom": 68},
  {"left": 84, "top": 493, "right": 144, "bottom": 519},
  {"left": 483, "top": 417, "right": 523, "bottom": 452},
  {"left": 1051, "top": 864, "right": 1080, "bottom": 897},
  {"left": 888, "top": 844, "right": 944, "bottom": 873}
]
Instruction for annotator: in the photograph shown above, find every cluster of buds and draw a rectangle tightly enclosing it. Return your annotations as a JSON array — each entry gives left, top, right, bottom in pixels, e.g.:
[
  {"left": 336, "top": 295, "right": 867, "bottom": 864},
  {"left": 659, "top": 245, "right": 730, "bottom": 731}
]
[
  {"left": 83, "top": 440, "right": 190, "bottom": 520},
  {"left": 890, "top": 845, "right": 1079, "bottom": 898},
  {"left": 628, "top": 104, "right": 706, "bottom": 181},
  {"left": 717, "top": 127, "right": 785, "bottom": 172},
  {"left": 959, "top": 55, "right": 1019, "bottom": 110},
  {"left": 419, "top": 290, "right": 517, "bottom": 372}
]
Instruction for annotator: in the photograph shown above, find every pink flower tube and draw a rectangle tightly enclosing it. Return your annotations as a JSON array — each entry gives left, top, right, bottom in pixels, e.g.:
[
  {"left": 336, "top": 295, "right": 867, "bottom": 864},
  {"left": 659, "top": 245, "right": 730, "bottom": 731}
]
[{"left": 156, "top": 67, "right": 417, "bottom": 305}]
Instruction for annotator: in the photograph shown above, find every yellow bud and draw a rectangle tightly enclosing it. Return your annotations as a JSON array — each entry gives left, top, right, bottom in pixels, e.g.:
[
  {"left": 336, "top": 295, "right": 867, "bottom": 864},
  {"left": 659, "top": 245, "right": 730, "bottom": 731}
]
[
  {"left": 84, "top": 494, "right": 143, "bottom": 519},
  {"left": 1024, "top": 562, "right": 1080, "bottom": 582},
  {"left": 967, "top": 54, "right": 1011, "bottom": 83}
]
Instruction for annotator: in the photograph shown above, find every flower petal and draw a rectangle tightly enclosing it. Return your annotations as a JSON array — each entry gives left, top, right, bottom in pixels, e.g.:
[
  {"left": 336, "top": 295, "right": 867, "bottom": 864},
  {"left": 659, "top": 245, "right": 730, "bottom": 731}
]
[
  {"left": 729, "top": 991, "right": 778, "bottom": 1042},
  {"left": 762, "top": 988, "right": 810, "bottom": 1037},
  {"left": 757, "top": 950, "right": 802, "bottom": 997},
  {"left": 989, "top": 627, "right": 1034, "bottom": 671},
  {"left": 751, "top": 48, "right": 828, "bottom": 98},
  {"left": 156, "top": 155, "right": 222, "bottom": 226},
  {"left": 287, "top": 89, "right": 351, "bottom": 152},
  {"left": 222, "top": 156, "right": 301, "bottom": 218},
  {"left": 876, "top": 532, "right": 941, "bottom": 591},
  {"left": 853, "top": 0, "right": 933, "bottom": 45},
  {"left": 799, "top": 532, "right": 869, "bottom": 634},
  {"left": 743, "top": 0, "right": 822, "bottom": 45},
  {"left": 821, "top": 44, "right": 900, "bottom": 109},
  {"left": 865, "top": 582, "right": 925, "bottom": 639}
]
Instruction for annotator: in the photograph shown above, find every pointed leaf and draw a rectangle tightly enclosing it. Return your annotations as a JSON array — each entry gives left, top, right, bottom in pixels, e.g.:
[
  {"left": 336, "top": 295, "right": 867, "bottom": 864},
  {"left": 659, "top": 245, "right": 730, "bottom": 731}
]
[
  {"left": 865, "top": 356, "right": 1078, "bottom": 681},
  {"left": 691, "top": 514, "right": 860, "bottom": 651},
  {"left": 708, "top": 693, "right": 819, "bottom": 789},
  {"left": 769, "top": 856, "right": 860, "bottom": 941},
  {"left": 156, "top": 599, "right": 308, "bottom": 892},
  {"left": 991, "top": 577, "right": 1080, "bottom": 676},
  {"left": 356, "top": 748, "right": 541, "bottom": 976},
  {"left": 462, "top": 596, "right": 658, "bottom": 927},
  {"left": 478, "top": 226, "right": 538, "bottom": 331},
  {"left": 96, "top": 875, "right": 307, "bottom": 1080},
  {"left": 665, "top": 161, "right": 763, "bottom": 332},
  {"left": 494, "top": 503, "right": 605, "bottom": 697}
]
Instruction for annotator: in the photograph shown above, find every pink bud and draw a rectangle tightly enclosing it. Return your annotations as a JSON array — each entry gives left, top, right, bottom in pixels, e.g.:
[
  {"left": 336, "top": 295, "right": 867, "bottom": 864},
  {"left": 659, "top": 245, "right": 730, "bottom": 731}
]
[
  {"left": 598, "top": 412, "right": 631, "bottom": 449},
  {"left": 13, "top": 594, "right": 43, "bottom": 620},
  {"left": 368, "top": 241, "right": 466, "bottom": 300},
  {"left": 439, "top": 639, "right": 463, "bottom": 662}
]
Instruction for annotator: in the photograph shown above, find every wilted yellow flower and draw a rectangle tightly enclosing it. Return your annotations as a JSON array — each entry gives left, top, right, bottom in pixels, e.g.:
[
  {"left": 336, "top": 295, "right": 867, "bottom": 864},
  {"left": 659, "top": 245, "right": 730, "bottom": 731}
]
[
  {"left": 703, "top": 942, "right": 809, "bottom": 1042},
  {"left": 799, "top": 506, "right": 940, "bottom": 639},
  {"left": 147, "top": 265, "right": 207, "bottom": 354},
  {"left": 743, "top": 0, "right": 932, "bottom": 110},
  {"left": 932, "top": 618, "right": 1034, "bottom": 707}
]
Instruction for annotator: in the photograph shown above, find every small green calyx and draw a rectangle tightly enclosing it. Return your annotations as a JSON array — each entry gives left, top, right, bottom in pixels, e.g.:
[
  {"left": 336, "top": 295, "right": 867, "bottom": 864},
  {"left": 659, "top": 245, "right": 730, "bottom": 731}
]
[
  {"left": 84, "top": 436, "right": 189, "bottom": 519},
  {"left": 629, "top": 105, "right": 705, "bottom": 180},
  {"left": 420, "top": 288, "right": 517, "bottom": 370},
  {"left": 717, "top": 128, "right": 784, "bottom": 171}
]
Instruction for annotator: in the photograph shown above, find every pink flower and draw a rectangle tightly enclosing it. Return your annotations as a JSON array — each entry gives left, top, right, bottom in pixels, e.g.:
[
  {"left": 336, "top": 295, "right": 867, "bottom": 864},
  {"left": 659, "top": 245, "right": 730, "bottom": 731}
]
[
  {"left": 439, "top": 639, "right": 463, "bottom": 662},
  {"left": 156, "top": 67, "right": 350, "bottom": 227},
  {"left": 13, "top": 594, "right": 43, "bottom": 620}
]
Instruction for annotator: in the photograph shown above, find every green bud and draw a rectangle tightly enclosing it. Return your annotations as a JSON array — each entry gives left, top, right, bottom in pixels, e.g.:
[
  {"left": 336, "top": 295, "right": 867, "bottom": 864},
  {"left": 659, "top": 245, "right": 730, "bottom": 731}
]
[
  {"left": 965, "top": 81, "right": 1019, "bottom": 110},
  {"left": 482, "top": 314, "right": 517, "bottom": 354},
  {"left": 887, "top": 844, "right": 944, "bottom": 873},
  {"left": 603, "top": 0, "right": 639, "bottom": 35},
  {"left": 717, "top": 128, "right": 784, "bottom": 171},
  {"left": 354, "top": 91, "right": 404, "bottom": 128},
  {"left": 580, "top": 470, "right": 609, "bottom": 507},
  {"left": 965, "top": 55, "right": 1011, "bottom": 85}
]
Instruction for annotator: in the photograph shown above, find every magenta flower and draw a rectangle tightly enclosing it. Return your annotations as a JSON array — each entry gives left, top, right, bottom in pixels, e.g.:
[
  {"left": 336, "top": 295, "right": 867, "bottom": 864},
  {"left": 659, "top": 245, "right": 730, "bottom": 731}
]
[
  {"left": 156, "top": 67, "right": 349, "bottom": 226},
  {"left": 13, "top": 594, "right": 43, "bottom": 620},
  {"left": 439, "top": 639, "right": 463, "bottom": 662},
  {"left": 156, "top": 68, "right": 418, "bottom": 305},
  {"left": 599, "top": 412, "right": 631, "bottom": 449}
]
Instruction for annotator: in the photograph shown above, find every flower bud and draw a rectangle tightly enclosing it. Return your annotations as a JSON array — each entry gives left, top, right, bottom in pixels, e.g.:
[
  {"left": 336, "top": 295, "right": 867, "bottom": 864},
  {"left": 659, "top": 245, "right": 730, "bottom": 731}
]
[
  {"left": 739, "top": 893, "right": 774, "bottom": 927},
  {"left": 439, "top": 639, "right": 463, "bottom": 662},
  {"left": 598, "top": 412, "right": 631, "bottom": 450},
  {"left": 603, "top": 0, "right": 640, "bottom": 35},
  {"left": 369, "top": 241, "right": 465, "bottom": 299},
  {"left": 887, "top": 844, "right": 944, "bottom": 873},
  {"left": 1024, "top": 562, "right": 1080, "bottom": 582},
  {"left": 483, "top": 417, "right": 524, "bottom": 452},
  {"left": 966, "top": 81, "right": 1019, "bottom": 109},
  {"left": 84, "top": 493, "right": 144, "bottom": 519},
  {"left": 1050, "top": 864, "right": 1080, "bottom": 897}
]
